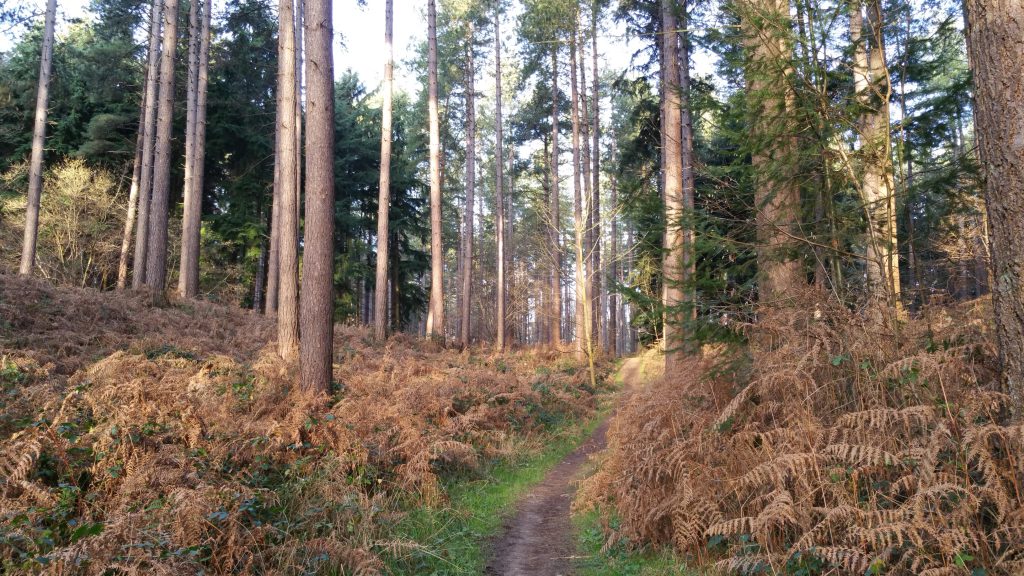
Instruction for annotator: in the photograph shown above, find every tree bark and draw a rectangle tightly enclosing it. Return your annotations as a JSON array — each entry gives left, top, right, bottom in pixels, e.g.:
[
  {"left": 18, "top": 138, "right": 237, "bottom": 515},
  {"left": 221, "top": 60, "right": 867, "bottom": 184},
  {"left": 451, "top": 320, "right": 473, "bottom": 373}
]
[
  {"left": 426, "top": 0, "right": 445, "bottom": 341},
  {"left": 192, "top": 0, "right": 211, "bottom": 283},
  {"left": 852, "top": 0, "right": 902, "bottom": 319},
  {"left": 963, "top": 0, "right": 1024, "bottom": 414},
  {"left": 178, "top": 0, "right": 201, "bottom": 298},
  {"left": 579, "top": 28, "right": 595, "bottom": 350},
  {"left": 19, "top": 0, "right": 58, "bottom": 276},
  {"left": 549, "top": 48, "right": 562, "bottom": 348},
  {"left": 494, "top": 6, "right": 506, "bottom": 351},
  {"left": 373, "top": 0, "right": 394, "bottom": 341},
  {"left": 661, "top": 0, "right": 686, "bottom": 372},
  {"left": 591, "top": 8, "right": 603, "bottom": 354},
  {"left": 740, "top": 0, "right": 804, "bottom": 308},
  {"left": 569, "top": 31, "right": 591, "bottom": 363},
  {"left": 299, "top": 0, "right": 335, "bottom": 394},
  {"left": 132, "top": 0, "right": 164, "bottom": 289},
  {"left": 143, "top": 0, "right": 180, "bottom": 292},
  {"left": 294, "top": 0, "right": 303, "bottom": 237},
  {"left": 459, "top": 24, "right": 476, "bottom": 348},
  {"left": 608, "top": 164, "right": 618, "bottom": 356},
  {"left": 679, "top": 0, "right": 696, "bottom": 338},
  {"left": 276, "top": 0, "right": 300, "bottom": 359},
  {"left": 266, "top": 111, "right": 282, "bottom": 312}
]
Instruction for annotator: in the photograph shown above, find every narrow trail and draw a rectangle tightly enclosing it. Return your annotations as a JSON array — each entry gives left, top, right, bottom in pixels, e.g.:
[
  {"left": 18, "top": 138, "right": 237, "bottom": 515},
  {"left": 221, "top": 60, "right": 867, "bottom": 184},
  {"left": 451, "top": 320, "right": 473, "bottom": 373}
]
[{"left": 484, "top": 356, "right": 648, "bottom": 576}]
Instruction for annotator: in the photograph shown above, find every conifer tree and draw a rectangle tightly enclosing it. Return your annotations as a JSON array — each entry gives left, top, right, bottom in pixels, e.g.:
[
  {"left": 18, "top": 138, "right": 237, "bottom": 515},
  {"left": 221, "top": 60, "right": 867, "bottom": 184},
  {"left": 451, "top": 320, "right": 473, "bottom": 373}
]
[{"left": 18, "top": 0, "right": 58, "bottom": 276}]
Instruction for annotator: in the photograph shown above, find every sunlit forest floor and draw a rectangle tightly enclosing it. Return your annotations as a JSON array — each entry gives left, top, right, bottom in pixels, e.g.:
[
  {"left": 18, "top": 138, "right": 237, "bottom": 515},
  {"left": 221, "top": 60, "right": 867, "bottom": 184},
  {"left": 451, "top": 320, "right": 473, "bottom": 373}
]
[{"left": 0, "top": 276, "right": 614, "bottom": 574}]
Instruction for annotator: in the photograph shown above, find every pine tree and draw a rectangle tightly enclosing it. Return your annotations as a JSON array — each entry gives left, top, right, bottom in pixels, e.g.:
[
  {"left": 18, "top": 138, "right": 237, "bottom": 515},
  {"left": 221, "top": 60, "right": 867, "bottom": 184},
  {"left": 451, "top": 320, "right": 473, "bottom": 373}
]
[
  {"left": 299, "top": 0, "right": 335, "bottom": 393},
  {"left": 143, "top": 0, "right": 180, "bottom": 292},
  {"left": 276, "top": 0, "right": 299, "bottom": 359},
  {"left": 963, "top": 0, "right": 1024, "bottom": 413},
  {"left": 117, "top": 0, "right": 162, "bottom": 289},
  {"left": 661, "top": 0, "right": 685, "bottom": 371},
  {"left": 18, "top": 0, "right": 58, "bottom": 276},
  {"left": 178, "top": 0, "right": 202, "bottom": 298},
  {"left": 373, "top": 0, "right": 394, "bottom": 340},
  {"left": 494, "top": 1, "right": 506, "bottom": 351},
  {"left": 426, "top": 0, "right": 445, "bottom": 341},
  {"left": 459, "top": 21, "right": 477, "bottom": 347}
]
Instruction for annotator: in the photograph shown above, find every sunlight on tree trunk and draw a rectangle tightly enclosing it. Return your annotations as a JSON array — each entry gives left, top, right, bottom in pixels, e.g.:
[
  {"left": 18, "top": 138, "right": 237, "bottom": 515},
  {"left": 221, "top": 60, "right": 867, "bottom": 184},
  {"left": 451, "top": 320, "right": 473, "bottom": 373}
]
[
  {"left": 19, "top": 0, "right": 58, "bottom": 277},
  {"left": 374, "top": 0, "right": 394, "bottom": 341}
]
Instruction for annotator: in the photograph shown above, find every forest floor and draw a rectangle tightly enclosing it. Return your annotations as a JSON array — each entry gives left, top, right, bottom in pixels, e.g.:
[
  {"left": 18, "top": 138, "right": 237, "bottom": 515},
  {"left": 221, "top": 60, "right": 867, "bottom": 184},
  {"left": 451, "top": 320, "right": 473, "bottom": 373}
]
[
  {"left": 484, "top": 355, "right": 652, "bottom": 576},
  {"left": 0, "top": 276, "right": 616, "bottom": 575}
]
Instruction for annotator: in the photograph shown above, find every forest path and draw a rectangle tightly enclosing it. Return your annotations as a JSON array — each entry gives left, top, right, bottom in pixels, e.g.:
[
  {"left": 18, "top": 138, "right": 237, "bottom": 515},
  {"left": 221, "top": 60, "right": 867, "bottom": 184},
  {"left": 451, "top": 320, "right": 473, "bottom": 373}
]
[{"left": 483, "top": 355, "right": 649, "bottom": 576}]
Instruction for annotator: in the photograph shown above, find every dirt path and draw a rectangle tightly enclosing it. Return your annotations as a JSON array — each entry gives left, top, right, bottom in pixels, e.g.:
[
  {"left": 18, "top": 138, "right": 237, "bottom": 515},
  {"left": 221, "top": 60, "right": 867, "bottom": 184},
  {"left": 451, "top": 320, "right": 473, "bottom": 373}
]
[{"left": 484, "top": 357, "right": 646, "bottom": 576}]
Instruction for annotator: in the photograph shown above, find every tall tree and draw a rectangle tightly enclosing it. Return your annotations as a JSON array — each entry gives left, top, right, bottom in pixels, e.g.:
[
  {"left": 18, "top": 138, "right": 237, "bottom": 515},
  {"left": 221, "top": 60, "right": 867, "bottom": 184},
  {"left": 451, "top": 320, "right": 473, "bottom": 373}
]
[
  {"left": 661, "top": 0, "right": 685, "bottom": 371},
  {"left": 678, "top": 0, "right": 695, "bottom": 342},
  {"left": 549, "top": 47, "right": 562, "bottom": 347},
  {"left": 494, "top": 2, "right": 506, "bottom": 351},
  {"left": 143, "top": 0, "right": 180, "bottom": 292},
  {"left": 18, "top": 0, "right": 58, "bottom": 276},
  {"left": 192, "top": 0, "right": 211, "bottom": 283},
  {"left": 132, "top": 0, "right": 165, "bottom": 289},
  {"left": 425, "top": 0, "right": 444, "bottom": 341},
  {"left": 459, "top": 22, "right": 476, "bottom": 347},
  {"left": 851, "top": 0, "right": 901, "bottom": 318},
  {"left": 963, "top": 0, "right": 1024, "bottom": 412},
  {"left": 590, "top": 0, "right": 602, "bottom": 352},
  {"left": 569, "top": 26, "right": 590, "bottom": 360},
  {"left": 299, "top": 0, "right": 335, "bottom": 393},
  {"left": 276, "top": 0, "right": 299, "bottom": 358},
  {"left": 178, "top": 0, "right": 202, "bottom": 298},
  {"left": 739, "top": 0, "right": 803, "bottom": 308},
  {"left": 373, "top": 0, "right": 394, "bottom": 340},
  {"left": 118, "top": 0, "right": 163, "bottom": 289}
]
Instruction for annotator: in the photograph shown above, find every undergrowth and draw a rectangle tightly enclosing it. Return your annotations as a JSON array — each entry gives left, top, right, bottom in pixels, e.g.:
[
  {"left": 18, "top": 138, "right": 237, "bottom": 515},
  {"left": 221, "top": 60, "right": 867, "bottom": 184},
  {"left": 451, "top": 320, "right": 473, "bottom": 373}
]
[
  {"left": 579, "top": 291, "right": 1024, "bottom": 575},
  {"left": 0, "top": 276, "right": 612, "bottom": 574},
  {"left": 385, "top": 410, "right": 608, "bottom": 574},
  {"left": 575, "top": 508, "right": 694, "bottom": 576}
]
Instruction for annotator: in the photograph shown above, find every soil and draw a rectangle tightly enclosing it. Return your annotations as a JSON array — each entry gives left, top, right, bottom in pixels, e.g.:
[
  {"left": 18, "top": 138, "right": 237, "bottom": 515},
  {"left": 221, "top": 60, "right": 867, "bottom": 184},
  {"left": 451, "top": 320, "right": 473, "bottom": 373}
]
[{"left": 484, "top": 357, "right": 646, "bottom": 576}]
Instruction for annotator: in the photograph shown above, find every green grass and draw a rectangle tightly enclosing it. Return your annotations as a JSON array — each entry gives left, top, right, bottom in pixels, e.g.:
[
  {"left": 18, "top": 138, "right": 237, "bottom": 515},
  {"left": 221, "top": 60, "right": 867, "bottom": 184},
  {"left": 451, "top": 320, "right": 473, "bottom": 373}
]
[
  {"left": 382, "top": 411, "right": 609, "bottom": 575},
  {"left": 574, "top": 509, "right": 697, "bottom": 576}
]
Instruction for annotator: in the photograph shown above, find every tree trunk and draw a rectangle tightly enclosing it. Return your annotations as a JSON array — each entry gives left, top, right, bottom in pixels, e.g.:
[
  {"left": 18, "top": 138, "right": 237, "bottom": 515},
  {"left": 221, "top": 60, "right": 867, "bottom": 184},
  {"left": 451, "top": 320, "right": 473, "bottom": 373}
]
[
  {"left": 549, "top": 48, "right": 562, "bottom": 348},
  {"left": 132, "top": 0, "right": 164, "bottom": 289},
  {"left": 852, "top": 0, "right": 902, "bottom": 319},
  {"left": 118, "top": 123, "right": 144, "bottom": 289},
  {"left": 426, "top": 0, "right": 445, "bottom": 341},
  {"left": 591, "top": 10, "right": 603, "bottom": 355},
  {"left": 679, "top": 0, "right": 696, "bottom": 340},
  {"left": 374, "top": 0, "right": 394, "bottom": 341},
  {"left": 19, "top": 0, "right": 58, "bottom": 277},
  {"left": 266, "top": 113, "right": 282, "bottom": 312},
  {"left": 294, "top": 0, "right": 303, "bottom": 238},
  {"left": 459, "top": 24, "right": 476, "bottom": 348},
  {"left": 299, "top": 0, "right": 334, "bottom": 394},
  {"left": 143, "top": 0, "right": 180, "bottom": 292},
  {"left": 579, "top": 29, "right": 595, "bottom": 351},
  {"left": 119, "top": 0, "right": 163, "bottom": 289},
  {"left": 661, "top": 0, "right": 685, "bottom": 372},
  {"left": 192, "top": 0, "right": 211, "bottom": 285},
  {"left": 276, "top": 0, "right": 300, "bottom": 359},
  {"left": 963, "top": 0, "right": 1024, "bottom": 414},
  {"left": 608, "top": 157, "right": 618, "bottom": 357},
  {"left": 740, "top": 0, "right": 804, "bottom": 308},
  {"left": 254, "top": 205, "right": 268, "bottom": 309},
  {"left": 494, "top": 6, "right": 506, "bottom": 351},
  {"left": 569, "top": 31, "right": 591, "bottom": 365},
  {"left": 178, "top": 0, "right": 201, "bottom": 298}
]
